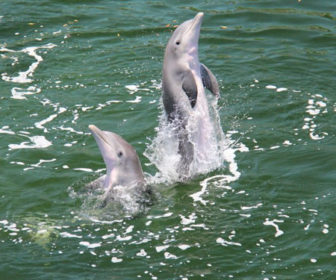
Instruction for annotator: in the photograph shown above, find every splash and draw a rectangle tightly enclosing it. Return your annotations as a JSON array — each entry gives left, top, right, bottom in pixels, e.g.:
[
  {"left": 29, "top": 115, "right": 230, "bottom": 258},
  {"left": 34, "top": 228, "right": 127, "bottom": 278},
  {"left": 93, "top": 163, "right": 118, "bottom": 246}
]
[
  {"left": 70, "top": 177, "right": 153, "bottom": 220},
  {"left": 145, "top": 96, "right": 231, "bottom": 183}
]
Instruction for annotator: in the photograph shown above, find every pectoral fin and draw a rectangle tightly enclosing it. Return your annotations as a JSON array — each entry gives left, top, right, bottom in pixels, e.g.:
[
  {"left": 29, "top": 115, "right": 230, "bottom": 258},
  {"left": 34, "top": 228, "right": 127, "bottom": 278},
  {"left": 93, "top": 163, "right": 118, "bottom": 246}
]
[
  {"left": 200, "top": 63, "right": 220, "bottom": 97},
  {"left": 182, "top": 71, "right": 198, "bottom": 108}
]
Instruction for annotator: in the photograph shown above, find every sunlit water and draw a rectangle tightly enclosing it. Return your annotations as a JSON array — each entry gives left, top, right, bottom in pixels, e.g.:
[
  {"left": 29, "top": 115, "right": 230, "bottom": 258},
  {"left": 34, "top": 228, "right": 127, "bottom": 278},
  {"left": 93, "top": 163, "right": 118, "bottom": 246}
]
[{"left": 1, "top": 0, "right": 336, "bottom": 279}]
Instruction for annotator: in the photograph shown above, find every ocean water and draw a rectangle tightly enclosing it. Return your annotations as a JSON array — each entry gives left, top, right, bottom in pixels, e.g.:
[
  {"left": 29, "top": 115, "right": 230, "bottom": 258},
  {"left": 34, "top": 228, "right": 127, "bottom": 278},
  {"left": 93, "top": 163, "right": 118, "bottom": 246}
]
[{"left": 1, "top": 0, "right": 336, "bottom": 279}]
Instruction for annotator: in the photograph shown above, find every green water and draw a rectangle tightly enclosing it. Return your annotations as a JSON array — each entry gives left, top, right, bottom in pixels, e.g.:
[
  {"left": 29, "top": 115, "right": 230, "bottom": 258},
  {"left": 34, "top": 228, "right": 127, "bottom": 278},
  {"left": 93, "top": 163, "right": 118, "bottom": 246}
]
[{"left": 1, "top": 0, "right": 336, "bottom": 279}]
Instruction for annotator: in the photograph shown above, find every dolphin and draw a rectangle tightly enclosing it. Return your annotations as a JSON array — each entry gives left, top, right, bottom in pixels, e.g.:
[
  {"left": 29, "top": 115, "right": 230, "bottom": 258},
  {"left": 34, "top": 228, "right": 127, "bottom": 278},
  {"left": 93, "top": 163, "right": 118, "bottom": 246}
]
[
  {"left": 162, "top": 12, "right": 220, "bottom": 177},
  {"left": 88, "top": 125, "right": 150, "bottom": 205}
]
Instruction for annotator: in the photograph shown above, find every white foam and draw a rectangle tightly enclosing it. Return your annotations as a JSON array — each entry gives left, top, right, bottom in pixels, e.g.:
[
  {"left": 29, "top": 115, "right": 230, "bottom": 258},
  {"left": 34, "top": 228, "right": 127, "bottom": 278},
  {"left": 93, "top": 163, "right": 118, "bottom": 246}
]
[
  {"left": 102, "top": 233, "right": 115, "bottom": 239},
  {"left": 216, "top": 237, "right": 242, "bottom": 247},
  {"left": 7, "top": 223, "right": 19, "bottom": 232},
  {"left": 180, "top": 213, "right": 196, "bottom": 225},
  {"left": 136, "top": 249, "right": 148, "bottom": 257},
  {"left": 73, "top": 168, "right": 94, "bottom": 173},
  {"left": 276, "top": 87, "right": 287, "bottom": 92},
  {"left": 10, "top": 161, "right": 25, "bottom": 166},
  {"left": 1, "top": 43, "right": 56, "bottom": 84},
  {"left": 155, "top": 245, "right": 169, "bottom": 253},
  {"left": 304, "top": 224, "right": 310, "bottom": 231},
  {"left": 35, "top": 114, "right": 58, "bottom": 131},
  {"left": 11, "top": 86, "right": 41, "bottom": 100},
  {"left": 310, "top": 133, "right": 324, "bottom": 140},
  {"left": 125, "top": 84, "right": 139, "bottom": 93},
  {"left": 0, "top": 126, "right": 15, "bottom": 135},
  {"left": 147, "top": 212, "right": 173, "bottom": 219},
  {"left": 8, "top": 135, "right": 52, "bottom": 150},
  {"left": 316, "top": 101, "right": 326, "bottom": 107},
  {"left": 127, "top": 96, "right": 142, "bottom": 103},
  {"left": 263, "top": 218, "right": 284, "bottom": 237},
  {"left": 189, "top": 178, "right": 210, "bottom": 206},
  {"left": 270, "top": 145, "right": 280, "bottom": 150},
  {"left": 302, "top": 94, "right": 328, "bottom": 141},
  {"left": 79, "top": 241, "right": 101, "bottom": 248},
  {"left": 116, "top": 235, "right": 132, "bottom": 241},
  {"left": 125, "top": 225, "right": 134, "bottom": 234},
  {"left": 60, "top": 232, "right": 82, "bottom": 239},
  {"left": 322, "top": 228, "right": 329, "bottom": 234},
  {"left": 111, "top": 257, "right": 123, "bottom": 263},
  {"left": 223, "top": 147, "right": 242, "bottom": 182},
  {"left": 307, "top": 108, "right": 320, "bottom": 116},
  {"left": 35, "top": 107, "right": 66, "bottom": 132},
  {"left": 177, "top": 244, "right": 191, "bottom": 250},
  {"left": 190, "top": 171, "right": 242, "bottom": 206},
  {"left": 283, "top": 140, "right": 292, "bottom": 146},
  {"left": 59, "top": 126, "right": 84, "bottom": 135},
  {"left": 241, "top": 203, "right": 263, "bottom": 210},
  {"left": 23, "top": 158, "right": 56, "bottom": 171},
  {"left": 164, "top": 252, "right": 178, "bottom": 259},
  {"left": 95, "top": 99, "right": 122, "bottom": 111}
]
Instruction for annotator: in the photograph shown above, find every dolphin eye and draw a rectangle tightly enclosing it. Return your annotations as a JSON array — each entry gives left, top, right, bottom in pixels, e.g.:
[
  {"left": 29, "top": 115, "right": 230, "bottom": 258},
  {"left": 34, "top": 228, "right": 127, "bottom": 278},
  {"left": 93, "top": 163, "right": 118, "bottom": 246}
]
[
  {"left": 117, "top": 151, "right": 123, "bottom": 158},
  {"left": 176, "top": 41, "right": 180, "bottom": 45}
]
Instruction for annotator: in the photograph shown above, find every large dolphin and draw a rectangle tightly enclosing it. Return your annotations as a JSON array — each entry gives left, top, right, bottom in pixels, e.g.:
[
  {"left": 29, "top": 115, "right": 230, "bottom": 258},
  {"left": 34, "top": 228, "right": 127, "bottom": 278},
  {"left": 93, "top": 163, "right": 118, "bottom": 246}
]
[
  {"left": 88, "top": 125, "right": 150, "bottom": 204},
  {"left": 162, "top": 12, "right": 220, "bottom": 177}
]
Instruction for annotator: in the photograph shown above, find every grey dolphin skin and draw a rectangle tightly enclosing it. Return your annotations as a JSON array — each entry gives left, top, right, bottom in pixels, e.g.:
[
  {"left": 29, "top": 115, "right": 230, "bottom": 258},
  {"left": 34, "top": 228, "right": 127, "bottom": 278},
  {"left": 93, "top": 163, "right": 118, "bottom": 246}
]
[
  {"left": 88, "top": 125, "right": 149, "bottom": 204},
  {"left": 162, "top": 12, "right": 219, "bottom": 176}
]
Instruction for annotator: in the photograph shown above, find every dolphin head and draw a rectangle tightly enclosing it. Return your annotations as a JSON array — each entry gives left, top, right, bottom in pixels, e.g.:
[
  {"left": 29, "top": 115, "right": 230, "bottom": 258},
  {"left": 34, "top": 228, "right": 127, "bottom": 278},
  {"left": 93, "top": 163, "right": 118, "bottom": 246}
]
[
  {"left": 165, "top": 12, "right": 204, "bottom": 62},
  {"left": 88, "top": 125, "right": 145, "bottom": 189}
]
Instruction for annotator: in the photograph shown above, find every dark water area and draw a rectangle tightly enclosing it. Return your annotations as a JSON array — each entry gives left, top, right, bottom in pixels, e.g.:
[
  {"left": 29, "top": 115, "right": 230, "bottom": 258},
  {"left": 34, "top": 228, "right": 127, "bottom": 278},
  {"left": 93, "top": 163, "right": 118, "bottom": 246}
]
[{"left": 0, "top": 0, "right": 335, "bottom": 279}]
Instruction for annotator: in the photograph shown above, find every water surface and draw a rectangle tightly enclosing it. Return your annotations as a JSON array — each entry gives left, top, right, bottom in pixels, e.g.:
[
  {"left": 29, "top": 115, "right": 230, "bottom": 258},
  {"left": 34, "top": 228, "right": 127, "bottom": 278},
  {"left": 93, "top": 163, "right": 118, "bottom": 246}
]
[{"left": 1, "top": 0, "right": 336, "bottom": 279}]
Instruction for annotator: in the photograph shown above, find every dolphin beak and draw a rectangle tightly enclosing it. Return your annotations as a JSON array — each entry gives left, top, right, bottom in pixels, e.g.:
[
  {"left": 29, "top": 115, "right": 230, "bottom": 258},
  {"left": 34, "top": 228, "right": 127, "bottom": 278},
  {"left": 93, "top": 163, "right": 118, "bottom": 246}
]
[
  {"left": 89, "top": 124, "right": 101, "bottom": 138},
  {"left": 184, "top": 12, "right": 204, "bottom": 46},
  {"left": 89, "top": 124, "right": 117, "bottom": 173},
  {"left": 190, "top": 12, "right": 204, "bottom": 30},
  {"left": 88, "top": 124, "right": 98, "bottom": 133},
  {"left": 89, "top": 124, "right": 109, "bottom": 146},
  {"left": 194, "top": 12, "right": 204, "bottom": 22}
]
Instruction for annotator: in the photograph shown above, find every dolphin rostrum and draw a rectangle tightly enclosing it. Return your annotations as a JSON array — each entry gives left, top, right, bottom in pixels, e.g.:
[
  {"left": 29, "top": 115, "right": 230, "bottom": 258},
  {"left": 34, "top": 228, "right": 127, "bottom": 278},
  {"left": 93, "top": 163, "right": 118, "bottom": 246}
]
[
  {"left": 88, "top": 125, "right": 150, "bottom": 205},
  {"left": 162, "top": 12, "right": 220, "bottom": 177}
]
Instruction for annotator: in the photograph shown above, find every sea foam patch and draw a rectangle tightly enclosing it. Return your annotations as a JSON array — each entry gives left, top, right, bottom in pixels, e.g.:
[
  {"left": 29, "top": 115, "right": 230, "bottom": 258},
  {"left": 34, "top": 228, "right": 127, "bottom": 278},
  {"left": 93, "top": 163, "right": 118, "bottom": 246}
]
[
  {"left": 303, "top": 93, "right": 329, "bottom": 140},
  {"left": 11, "top": 86, "right": 41, "bottom": 100},
  {"left": 9, "top": 135, "right": 52, "bottom": 150},
  {"left": 1, "top": 43, "right": 56, "bottom": 84}
]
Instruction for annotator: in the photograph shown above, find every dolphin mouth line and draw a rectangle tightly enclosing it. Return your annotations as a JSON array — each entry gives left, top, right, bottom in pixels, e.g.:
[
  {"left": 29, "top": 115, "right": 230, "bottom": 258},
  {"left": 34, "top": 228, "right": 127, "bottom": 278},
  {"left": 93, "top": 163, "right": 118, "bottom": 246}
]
[{"left": 88, "top": 124, "right": 110, "bottom": 146}]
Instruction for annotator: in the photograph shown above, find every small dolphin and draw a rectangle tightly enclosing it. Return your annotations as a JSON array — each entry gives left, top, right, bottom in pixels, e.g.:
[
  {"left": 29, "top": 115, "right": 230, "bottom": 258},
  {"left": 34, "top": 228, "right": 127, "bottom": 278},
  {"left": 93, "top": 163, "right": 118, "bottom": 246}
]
[
  {"left": 162, "top": 12, "right": 220, "bottom": 177},
  {"left": 88, "top": 125, "right": 150, "bottom": 205}
]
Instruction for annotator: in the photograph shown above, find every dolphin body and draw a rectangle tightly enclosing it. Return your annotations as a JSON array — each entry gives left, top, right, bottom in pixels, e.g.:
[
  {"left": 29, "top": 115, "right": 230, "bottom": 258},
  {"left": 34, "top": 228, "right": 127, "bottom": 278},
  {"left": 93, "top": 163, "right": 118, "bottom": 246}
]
[
  {"left": 162, "top": 12, "right": 220, "bottom": 177},
  {"left": 88, "top": 125, "right": 151, "bottom": 206}
]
